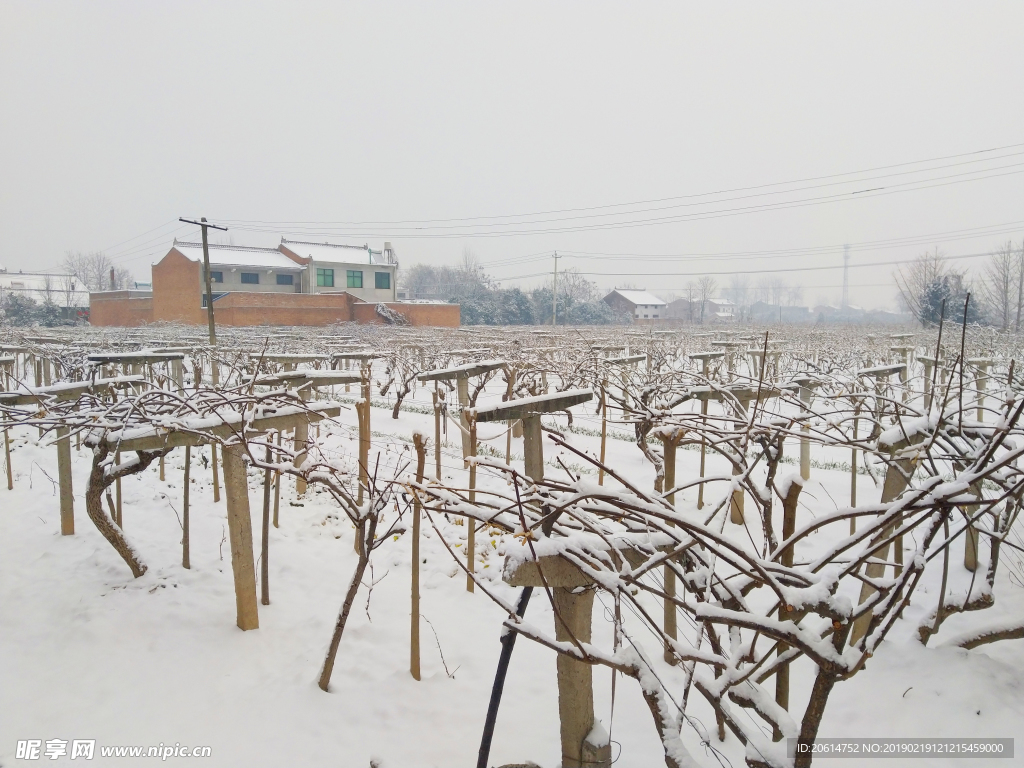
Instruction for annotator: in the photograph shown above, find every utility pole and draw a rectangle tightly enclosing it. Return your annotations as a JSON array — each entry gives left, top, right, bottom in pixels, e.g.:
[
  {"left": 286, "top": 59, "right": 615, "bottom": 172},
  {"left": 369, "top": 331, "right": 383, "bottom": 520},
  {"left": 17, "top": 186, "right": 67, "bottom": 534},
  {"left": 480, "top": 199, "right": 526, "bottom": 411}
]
[
  {"left": 180, "top": 217, "right": 227, "bottom": 386},
  {"left": 180, "top": 217, "right": 228, "bottom": 346},
  {"left": 551, "top": 251, "right": 559, "bottom": 326}
]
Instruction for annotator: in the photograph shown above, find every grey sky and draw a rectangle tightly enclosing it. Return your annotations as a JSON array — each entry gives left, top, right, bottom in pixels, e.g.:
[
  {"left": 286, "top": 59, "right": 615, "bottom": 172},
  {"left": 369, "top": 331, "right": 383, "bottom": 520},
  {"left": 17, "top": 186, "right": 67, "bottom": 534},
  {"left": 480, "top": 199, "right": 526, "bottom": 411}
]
[{"left": 2, "top": 2, "right": 1022, "bottom": 309}]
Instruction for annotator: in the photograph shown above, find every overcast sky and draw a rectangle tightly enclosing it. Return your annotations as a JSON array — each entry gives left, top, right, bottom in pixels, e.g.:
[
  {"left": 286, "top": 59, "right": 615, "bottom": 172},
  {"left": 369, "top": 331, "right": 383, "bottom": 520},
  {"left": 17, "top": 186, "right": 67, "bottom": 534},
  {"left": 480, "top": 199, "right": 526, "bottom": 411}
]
[{"left": 2, "top": 2, "right": 1022, "bottom": 308}]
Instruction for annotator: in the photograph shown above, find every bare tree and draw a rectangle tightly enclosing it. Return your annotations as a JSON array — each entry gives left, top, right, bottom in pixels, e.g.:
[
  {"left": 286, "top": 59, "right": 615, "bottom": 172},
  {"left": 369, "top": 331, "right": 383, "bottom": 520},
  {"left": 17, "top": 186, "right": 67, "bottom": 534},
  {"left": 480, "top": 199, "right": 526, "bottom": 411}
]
[
  {"left": 1014, "top": 241, "right": 1024, "bottom": 333},
  {"left": 768, "top": 277, "right": 788, "bottom": 306},
  {"left": 726, "top": 273, "right": 750, "bottom": 309},
  {"left": 558, "top": 267, "right": 596, "bottom": 306},
  {"left": 57, "top": 274, "right": 78, "bottom": 308},
  {"left": 755, "top": 276, "right": 772, "bottom": 304},
  {"left": 62, "top": 251, "right": 133, "bottom": 292},
  {"left": 38, "top": 273, "right": 55, "bottom": 305},
  {"left": 785, "top": 283, "right": 804, "bottom": 307},
  {"left": 696, "top": 276, "right": 717, "bottom": 324},
  {"left": 894, "top": 247, "right": 946, "bottom": 324},
  {"left": 981, "top": 241, "right": 1017, "bottom": 330}
]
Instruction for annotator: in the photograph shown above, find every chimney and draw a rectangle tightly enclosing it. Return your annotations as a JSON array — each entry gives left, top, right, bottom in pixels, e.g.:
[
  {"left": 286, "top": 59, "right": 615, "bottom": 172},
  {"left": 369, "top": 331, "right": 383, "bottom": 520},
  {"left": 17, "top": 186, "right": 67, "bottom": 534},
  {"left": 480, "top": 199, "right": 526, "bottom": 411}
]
[{"left": 109, "top": 267, "right": 116, "bottom": 290}]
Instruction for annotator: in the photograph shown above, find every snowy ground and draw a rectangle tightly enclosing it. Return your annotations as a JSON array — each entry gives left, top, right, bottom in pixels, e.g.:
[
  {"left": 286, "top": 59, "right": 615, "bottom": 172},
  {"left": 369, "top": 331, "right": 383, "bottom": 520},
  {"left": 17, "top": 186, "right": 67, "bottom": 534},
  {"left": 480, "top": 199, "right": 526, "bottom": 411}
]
[{"left": 3, "top": 380, "right": 1024, "bottom": 768}]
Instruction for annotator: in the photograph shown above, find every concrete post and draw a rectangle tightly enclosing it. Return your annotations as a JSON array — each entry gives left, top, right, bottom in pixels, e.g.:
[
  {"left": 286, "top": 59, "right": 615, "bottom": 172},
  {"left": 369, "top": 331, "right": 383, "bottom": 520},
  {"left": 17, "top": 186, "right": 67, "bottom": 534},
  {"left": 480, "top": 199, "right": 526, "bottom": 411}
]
[
  {"left": 294, "top": 387, "right": 310, "bottom": 497},
  {"left": 553, "top": 587, "right": 609, "bottom": 768},
  {"left": 522, "top": 414, "right": 544, "bottom": 482},
  {"left": 222, "top": 442, "right": 259, "bottom": 631},
  {"left": 850, "top": 438, "right": 920, "bottom": 645}
]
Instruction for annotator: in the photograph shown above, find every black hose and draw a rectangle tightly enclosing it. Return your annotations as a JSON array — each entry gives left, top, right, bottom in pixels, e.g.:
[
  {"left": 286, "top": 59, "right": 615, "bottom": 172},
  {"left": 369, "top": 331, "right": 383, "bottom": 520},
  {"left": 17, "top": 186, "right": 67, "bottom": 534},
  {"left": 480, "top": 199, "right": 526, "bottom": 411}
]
[{"left": 476, "top": 586, "right": 533, "bottom": 768}]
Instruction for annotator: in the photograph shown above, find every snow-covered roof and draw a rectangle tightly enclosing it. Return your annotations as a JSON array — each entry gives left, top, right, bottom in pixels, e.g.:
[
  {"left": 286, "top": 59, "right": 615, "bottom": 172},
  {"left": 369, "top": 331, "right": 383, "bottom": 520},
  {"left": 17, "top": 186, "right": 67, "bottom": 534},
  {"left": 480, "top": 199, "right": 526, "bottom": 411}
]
[
  {"left": 172, "top": 241, "right": 303, "bottom": 271},
  {"left": 0, "top": 271, "right": 90, "bottom": 305},
  {"left": 280, "top": 238, "right": 396, "bottom": 267},
  {"left": 607, "top": 290, "right": 667, "bottom": 307}
]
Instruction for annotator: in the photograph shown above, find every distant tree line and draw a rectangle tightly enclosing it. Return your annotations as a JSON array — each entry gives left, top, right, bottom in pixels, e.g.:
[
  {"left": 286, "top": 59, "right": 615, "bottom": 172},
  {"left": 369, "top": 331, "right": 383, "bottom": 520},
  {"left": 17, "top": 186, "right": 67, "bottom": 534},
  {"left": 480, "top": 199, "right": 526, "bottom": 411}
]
[
  {"left": 895, "top": 243, "right": 1024, "bottom": 328},
  {"left": 403, "top": 254, "right": 625, "bottom": 326}
]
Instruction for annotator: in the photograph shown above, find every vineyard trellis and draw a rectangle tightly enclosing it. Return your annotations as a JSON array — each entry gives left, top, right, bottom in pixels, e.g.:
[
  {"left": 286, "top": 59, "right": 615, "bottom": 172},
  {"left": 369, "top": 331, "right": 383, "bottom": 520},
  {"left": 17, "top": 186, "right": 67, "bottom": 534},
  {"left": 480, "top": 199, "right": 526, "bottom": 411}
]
[{"left": 2, "top": 317, "right": 1024, "bottom": 768}]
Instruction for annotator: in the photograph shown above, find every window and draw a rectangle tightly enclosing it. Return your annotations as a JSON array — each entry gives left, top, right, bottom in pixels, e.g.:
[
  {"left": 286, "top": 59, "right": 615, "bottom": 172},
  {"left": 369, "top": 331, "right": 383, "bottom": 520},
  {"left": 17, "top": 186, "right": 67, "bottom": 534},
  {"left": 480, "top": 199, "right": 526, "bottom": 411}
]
[
  {"left": 374, "top": 271, "right": 391, "bottom": 290},
  {"left": 317, "top": 268, "right": 334, "bottom": 287},
  {"left": 209, "top": 271, "right": 223, "bottom": 283},
  {"left": 276, "top": 274, "right": 294, "bottom": 286},
  {"left": 347, "top": 270, "right": 363, "bottom": 288},
  {"left": 241, "top": 272, "right": 259, "bottom": 285}
]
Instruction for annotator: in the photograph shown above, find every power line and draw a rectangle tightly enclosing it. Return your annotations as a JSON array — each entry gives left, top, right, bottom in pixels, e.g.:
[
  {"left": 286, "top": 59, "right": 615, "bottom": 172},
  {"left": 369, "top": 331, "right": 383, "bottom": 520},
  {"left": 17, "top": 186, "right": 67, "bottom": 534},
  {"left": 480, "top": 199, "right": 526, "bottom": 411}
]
[
  {"left": 214, "top": 141, "right": 1024, "bottom": 228},
  {"left": 488, "top": 247, "right": 997, "bottom": 281},
  {"left": 219, "top": 164, "right": 1024, "bottom": 239}
]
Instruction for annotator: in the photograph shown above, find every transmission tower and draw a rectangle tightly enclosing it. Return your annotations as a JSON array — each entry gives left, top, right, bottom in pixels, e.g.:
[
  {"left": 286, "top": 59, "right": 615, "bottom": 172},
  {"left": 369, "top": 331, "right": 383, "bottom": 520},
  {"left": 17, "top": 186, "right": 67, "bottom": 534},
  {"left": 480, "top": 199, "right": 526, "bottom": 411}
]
[{"left": 841, "top": 244, "right": 850, "bottom": 309}]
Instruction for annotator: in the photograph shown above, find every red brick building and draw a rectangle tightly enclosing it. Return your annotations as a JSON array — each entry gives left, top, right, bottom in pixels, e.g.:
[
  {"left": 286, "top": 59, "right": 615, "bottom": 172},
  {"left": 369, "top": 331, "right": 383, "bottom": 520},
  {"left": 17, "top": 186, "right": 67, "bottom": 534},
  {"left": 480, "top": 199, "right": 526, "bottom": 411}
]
[{"left": 90, "top": 240, "right": 459, "bottom": 328}]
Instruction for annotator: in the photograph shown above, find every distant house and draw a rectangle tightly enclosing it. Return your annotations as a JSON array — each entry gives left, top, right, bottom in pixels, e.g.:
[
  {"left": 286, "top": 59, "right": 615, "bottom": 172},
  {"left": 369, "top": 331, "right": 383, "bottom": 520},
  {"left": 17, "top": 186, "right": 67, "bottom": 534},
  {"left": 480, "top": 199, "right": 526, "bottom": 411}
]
[
  {"left": 665, "top": 296, "right": 734, "bottom": 323},
  {"left": 666, "top": 297, "right": 694, "bottom": 321},
  {"left": 0, "top": 268, "right": 90, "bottom": 318},
  {"left": 706, "top": 298, "right": 736, "bottom": 322},
  {"left": 602, "top": 289, "right": 667, "bottom": 321},
  {"left": 751, "top": 302, "right": 811, "bottom": 323}
]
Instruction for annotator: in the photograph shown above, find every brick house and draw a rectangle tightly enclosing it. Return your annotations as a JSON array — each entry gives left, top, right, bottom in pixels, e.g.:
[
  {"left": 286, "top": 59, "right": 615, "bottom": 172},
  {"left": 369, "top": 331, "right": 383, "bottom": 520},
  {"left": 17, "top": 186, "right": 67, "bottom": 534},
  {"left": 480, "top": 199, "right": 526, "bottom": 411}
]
[
  {"left": 602, "top": 289, "right": 667, "bottom": 321},
  {"left": 89, "top": 238, "right": 457, "bottom": 328}
]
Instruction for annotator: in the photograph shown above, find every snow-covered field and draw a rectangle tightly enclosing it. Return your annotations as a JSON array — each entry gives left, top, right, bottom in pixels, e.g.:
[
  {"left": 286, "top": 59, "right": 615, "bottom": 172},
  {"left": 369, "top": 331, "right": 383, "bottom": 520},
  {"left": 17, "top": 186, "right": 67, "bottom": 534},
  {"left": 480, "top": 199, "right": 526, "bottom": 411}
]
[{"left": 3, "top": 379, "right": 1024, "bottom": 768}]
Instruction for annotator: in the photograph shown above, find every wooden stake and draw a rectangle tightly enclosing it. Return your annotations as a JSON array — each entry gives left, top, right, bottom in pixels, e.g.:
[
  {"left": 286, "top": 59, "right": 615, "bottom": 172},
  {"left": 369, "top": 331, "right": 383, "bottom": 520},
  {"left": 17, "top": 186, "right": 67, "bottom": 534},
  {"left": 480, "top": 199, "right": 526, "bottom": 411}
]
[
  {"left": 774, "top": 479, "right": 803, "bottom": 740},
  {"left": 598, "top": 382, "right": 607, "bottom": 486},
  {"left": 661, "top": 435, "right": 677, "bottom": 664},
  {"left": 433, "top": 387, "right": 442, "bottom": 480},
  {"left": 729, "top": 399, "right": 749, "bottom": 524},
  {"left": 57, "top": 426, "right": 74, "bottom": 535},
  {"left": 456, "top": 376, "right": 471, "bottom": 458},
  {"left": 272, "top": 431, "right": 281, "bottom": 528},
  {"left": 115, "top": 450, "right": 123, "bottom": 528},
  {"left": 697, "top": 357, "right": 711, "bottom": 509},
  {"left": 850, "top": 409, "right": 858, "bottom": 534},
  {"left": 357, "top": 368, "right": 371, "bottom": 507},
  {"left": 467, "top": 413, "right": 477, "bottom": 593},
  {"left": 799, "top": 384, "right": 811, "bottom": 481},
  {"left": 4, "top": 428, "right": 12, "bottom": 491},
  {"left": 211, "top": 443, "right": 220, "bottom": 503},
  {"left": 182, "top": 445, "right": 191, "bottom": 569},
  {"left": 261, "top": 442, "right": 273, "bottom": 605},
  {"left": 411, "top": 433, "right": 426, "bottom": 681}
]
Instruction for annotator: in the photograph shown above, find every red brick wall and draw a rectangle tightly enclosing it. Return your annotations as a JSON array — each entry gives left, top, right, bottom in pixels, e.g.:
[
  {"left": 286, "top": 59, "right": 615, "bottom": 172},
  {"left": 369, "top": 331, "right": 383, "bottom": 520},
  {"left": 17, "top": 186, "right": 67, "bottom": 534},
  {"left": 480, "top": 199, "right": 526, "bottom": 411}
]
[
  {"left": 89, "top": 293, "right": 154, "bottom": 326},
  {"left": 153, "top": 248, "right": 206, "bottom": 325},
  {"left": 213, "top": 291, "right": 357, "bottom": 326},
  {"left": 351, "top": 302, "right": 460, "bottom": 327}
]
